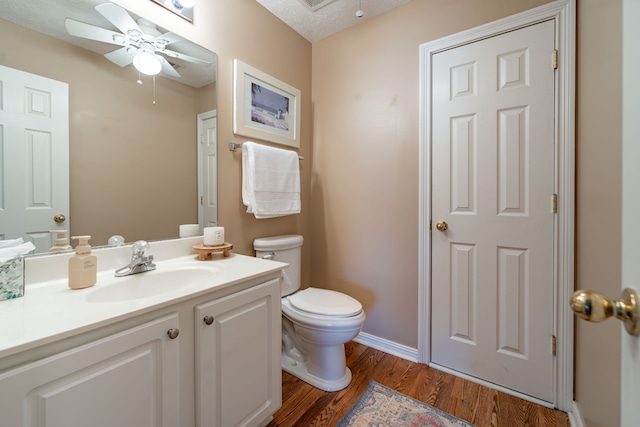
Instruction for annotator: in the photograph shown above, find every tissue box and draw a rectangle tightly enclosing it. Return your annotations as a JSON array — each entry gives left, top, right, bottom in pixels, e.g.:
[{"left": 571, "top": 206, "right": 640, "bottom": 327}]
[{"left": 0, "top": 256, "right": 25, "bottom": 300}]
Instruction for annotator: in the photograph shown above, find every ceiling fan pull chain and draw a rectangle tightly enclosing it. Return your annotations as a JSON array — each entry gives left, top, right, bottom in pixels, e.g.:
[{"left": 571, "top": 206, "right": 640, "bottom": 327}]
[{"left": 153, "top": 75, "right": 156, "bottom": 105}]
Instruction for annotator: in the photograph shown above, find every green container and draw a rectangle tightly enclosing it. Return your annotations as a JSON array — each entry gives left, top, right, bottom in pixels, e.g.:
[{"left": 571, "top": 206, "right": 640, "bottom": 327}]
[{"left": 0, "top": 256, "right": 25, "bottom": 300}]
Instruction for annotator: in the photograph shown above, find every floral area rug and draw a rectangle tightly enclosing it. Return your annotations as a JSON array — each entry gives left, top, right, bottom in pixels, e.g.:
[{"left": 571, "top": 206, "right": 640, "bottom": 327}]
[{"left": 337, "top": 380, "right": 476, "bottom": 427}]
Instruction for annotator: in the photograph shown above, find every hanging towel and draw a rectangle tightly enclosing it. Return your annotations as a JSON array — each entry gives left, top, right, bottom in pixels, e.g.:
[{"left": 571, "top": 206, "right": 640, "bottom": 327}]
[{"left": 242, "top": 141, "right": 301, "bottom": 218}]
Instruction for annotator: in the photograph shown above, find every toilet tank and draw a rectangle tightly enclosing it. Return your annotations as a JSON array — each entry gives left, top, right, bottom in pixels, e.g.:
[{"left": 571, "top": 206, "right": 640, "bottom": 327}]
[{"left": 254, "top": 235, "right": 303, "bottom": 297}]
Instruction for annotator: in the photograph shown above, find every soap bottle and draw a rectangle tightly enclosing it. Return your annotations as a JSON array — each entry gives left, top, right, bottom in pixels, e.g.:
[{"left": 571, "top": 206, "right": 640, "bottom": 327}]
[
  {"left": 68, "top": 235, "right": 97, "bottom": 290},
  {"left": 49, "top": 230, "right": 72, "bottom": 253}
]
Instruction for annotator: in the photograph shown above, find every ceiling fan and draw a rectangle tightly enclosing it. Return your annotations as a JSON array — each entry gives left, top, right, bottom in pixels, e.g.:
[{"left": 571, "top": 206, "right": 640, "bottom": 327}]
[{"left": 64, "top": 3, "right": 210, "bottom": 77}]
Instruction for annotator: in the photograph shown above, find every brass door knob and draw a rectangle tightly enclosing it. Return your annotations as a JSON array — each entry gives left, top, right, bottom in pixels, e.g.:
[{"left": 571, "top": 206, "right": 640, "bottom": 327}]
[
  {"left": 435, "top": 221, "right": 448, "bottom": 232},
  {"left": 570, "top": 288, "right": 639, "bottom": 336},
  {"left": 54, "top": 214, "right": 66, "bottom": 223}
]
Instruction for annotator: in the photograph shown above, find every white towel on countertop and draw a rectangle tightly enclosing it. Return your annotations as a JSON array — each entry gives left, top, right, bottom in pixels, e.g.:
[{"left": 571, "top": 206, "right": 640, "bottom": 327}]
[
  {"left": 0, "top": 238, "right": 25, "bottom": 249},
  {"left": 242, "top": 141, "right": 301, "bottom": 218},
  {"left": 0, "top": 239, "right": 36, "bottom": 263}
]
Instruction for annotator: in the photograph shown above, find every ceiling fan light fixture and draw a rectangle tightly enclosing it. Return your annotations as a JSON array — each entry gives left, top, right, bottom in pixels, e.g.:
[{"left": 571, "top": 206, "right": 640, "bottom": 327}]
[{"left": 133, "top": 50, "right": 162, "bottom": 76}]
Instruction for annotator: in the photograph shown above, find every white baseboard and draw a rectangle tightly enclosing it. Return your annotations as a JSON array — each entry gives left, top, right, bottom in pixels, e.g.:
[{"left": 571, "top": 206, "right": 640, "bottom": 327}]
[
  {"left": 353, "top": 332, "right": 419, "bottom": 363},
  {"left": 568, "top": 401, "right": 585, "bottom": 427}
]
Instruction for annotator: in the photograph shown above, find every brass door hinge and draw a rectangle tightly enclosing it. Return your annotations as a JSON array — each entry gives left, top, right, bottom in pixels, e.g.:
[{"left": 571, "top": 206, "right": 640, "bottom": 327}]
[
  {"left": 552, "top": 335, "right": 557, "bottom": 356},
  {"left": 552, "top": 49, "right": 558, "bottom": 69},
  {"left": 551, "top": 194, "right": 558, "bottom": 213},
  {"left": 200, "top": 196, "right": 204, "bottom": 205}
]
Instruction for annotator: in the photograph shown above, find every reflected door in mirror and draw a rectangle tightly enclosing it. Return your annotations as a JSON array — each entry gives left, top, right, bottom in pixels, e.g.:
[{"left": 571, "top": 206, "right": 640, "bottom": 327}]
[
  {"left": 0, "top": 65, "right": 70, "bottom": 253},
  {"left": 198, "top": 110, "right": 217, "bottom": 230}
]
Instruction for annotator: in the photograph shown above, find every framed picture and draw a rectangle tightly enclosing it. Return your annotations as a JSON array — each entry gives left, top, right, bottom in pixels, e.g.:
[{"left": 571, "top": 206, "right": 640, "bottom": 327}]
[{"left": 233, "top": 59, "right": 301, "bottom": 148}]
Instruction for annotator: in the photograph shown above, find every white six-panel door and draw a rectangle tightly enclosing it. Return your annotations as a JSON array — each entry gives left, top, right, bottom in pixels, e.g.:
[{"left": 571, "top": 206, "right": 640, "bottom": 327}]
[
  {"left": 197, "top": 110, "right": 217, "bottom": 231},
  {"left": 0, "top": 65, "right": 69, "bottom": 252},
  {"left": 430, "top": 20, "right": 556, "bottom": 403}
]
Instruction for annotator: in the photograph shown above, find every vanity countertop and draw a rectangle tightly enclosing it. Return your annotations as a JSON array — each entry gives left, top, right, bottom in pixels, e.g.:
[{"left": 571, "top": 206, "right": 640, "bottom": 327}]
[{"left": 0, "top": 250, "right": 286, "bottom": 360}]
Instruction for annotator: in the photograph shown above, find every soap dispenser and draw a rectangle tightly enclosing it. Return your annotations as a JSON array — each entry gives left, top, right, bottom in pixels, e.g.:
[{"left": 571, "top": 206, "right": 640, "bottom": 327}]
[
  {"left": 49, "top": 230, "right": 72, "bottom": 253},
  {"left": 68, "top": 235, "right": 97, "bottom": 290}
]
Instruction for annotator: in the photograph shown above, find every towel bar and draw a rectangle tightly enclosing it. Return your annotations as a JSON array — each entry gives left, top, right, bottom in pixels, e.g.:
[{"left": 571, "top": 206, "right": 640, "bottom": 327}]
[{"left": 229, "top": 142, "right": 304, "bottom": 160}]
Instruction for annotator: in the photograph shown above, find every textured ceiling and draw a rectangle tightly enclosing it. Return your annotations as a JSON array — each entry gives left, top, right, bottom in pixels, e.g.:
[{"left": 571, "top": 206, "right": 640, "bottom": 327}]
[{"left": 256, "top": 0, "right": 412, "bottom": 43}]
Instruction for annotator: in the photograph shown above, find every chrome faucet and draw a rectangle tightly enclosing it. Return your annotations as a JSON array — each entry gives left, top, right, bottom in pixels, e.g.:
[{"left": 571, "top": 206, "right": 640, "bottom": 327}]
[{"left": 115, "top": 240, "right": 156, "bottom": 277}]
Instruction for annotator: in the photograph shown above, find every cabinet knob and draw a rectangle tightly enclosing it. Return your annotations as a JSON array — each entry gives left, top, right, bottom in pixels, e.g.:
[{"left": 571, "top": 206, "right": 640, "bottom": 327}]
[
  {"left": 203, "top": 315, "right": 214, "bottom": 325},
  {"left": 167, "top": 328, "right": 180, "bottom": 339}
]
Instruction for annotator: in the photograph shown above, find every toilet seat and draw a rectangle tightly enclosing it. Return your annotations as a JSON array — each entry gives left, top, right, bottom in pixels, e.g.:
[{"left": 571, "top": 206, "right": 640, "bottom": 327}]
[{"left": 289, "top": 287, "right": 362, "bottom": 317}]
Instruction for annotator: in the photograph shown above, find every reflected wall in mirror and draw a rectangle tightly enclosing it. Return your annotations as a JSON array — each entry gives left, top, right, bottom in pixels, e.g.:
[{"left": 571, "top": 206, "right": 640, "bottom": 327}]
[{"left": 0, "top": 0, "right": 217, "bottom": 253}]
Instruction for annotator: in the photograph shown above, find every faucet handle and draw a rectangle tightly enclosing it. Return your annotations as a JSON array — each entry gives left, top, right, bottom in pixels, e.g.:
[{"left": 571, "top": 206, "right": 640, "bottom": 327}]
[{"left": 132, "top": 240, "right": 150, "bottom": 258}]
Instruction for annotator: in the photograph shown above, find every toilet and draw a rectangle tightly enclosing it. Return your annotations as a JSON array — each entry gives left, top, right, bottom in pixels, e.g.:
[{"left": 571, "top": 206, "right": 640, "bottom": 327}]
[{"left": 254, "top": 235, "right": 366, "bottom": 392}]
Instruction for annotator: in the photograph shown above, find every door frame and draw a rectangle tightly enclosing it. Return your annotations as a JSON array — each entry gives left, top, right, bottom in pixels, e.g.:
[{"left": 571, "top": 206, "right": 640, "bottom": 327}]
[
  {"left": 621, "top": 0, "right": 640, "bottom": 423},
  {"left": 418, "top": 0, "right": 575, "bottom": 411}
]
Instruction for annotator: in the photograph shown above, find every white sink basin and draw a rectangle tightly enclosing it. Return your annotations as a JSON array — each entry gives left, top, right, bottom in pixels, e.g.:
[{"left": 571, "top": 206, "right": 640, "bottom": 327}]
[{"left": 85, "top": 264, "right": 221, "bottom": 303}]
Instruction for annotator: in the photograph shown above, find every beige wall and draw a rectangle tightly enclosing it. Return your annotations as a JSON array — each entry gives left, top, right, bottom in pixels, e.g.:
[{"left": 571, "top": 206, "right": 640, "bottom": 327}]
[{"left": 575, "top": 1, "right": 622, "bottom": 426}]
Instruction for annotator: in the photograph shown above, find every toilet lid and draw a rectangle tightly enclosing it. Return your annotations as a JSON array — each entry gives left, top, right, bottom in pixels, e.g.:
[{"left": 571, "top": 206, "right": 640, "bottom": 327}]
[{"left": 289, "top": 287, "right": 362, "bottom": 317}]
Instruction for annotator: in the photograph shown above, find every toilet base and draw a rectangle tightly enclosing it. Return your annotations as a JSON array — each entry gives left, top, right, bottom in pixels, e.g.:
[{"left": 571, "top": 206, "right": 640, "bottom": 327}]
[{"left": 281, "top": 353, "right": 352, "bottom": 392}]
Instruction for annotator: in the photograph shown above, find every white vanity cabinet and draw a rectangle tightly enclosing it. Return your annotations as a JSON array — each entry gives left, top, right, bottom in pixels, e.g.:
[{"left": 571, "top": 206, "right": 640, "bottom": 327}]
[
  {"left": 195, "top": 277, "right": 282, "bottom": 427},
  {"left": 0, "top": 313, "right": 181, "bottom": 427},
  {"left": 0, "top": 259, "right": 284, "bottom": 427}
]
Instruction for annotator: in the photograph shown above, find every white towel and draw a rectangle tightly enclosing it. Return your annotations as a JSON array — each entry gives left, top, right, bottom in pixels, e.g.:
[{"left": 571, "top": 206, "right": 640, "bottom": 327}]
[
  {"left": 0, "top": 240, "right": 36, "bottom": 263},
  {"left": 242, "top": 141, "right": 301, "bottom": 218},
  {"left": 0, "top": 238, "right": 24, "bottom": 249}
]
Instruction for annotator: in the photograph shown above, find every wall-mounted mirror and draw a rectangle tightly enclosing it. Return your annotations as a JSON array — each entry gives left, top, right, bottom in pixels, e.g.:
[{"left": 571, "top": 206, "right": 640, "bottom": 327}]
[{"left": 0, "top": 0, "right": 217, "bottom": 253}]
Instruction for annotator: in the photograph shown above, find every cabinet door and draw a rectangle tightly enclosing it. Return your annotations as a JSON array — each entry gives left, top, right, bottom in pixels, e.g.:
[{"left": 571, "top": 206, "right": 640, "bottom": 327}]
[
  {"left": 0, "top": 314, "right": 180, "bottom": 427},
  {"left": 195, "top": 278, "right": 281, "bottom": 427}
]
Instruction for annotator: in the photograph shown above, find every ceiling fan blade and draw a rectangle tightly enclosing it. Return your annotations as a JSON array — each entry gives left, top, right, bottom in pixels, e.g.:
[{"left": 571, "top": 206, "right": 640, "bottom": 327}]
[
  {"left": 65, "top": 18, "right": 127, "bottom": 46},
  {"left": 104, "top": 47, "right": 134, "bottom": 67},
  {"left": 161, "top": 49, "right": 211, "bottom": 66},
  {"left": 159, "top": 57, "right": 181, "bottom": 78},
  {"left": 95, "top": 3, "right": 142, "bottom": 38}
]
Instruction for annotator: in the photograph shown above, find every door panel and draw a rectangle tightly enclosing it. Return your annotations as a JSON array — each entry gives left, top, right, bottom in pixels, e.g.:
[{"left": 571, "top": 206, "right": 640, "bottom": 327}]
[{"left": 431, "top": 20, "right": 556, "bottom": 402}]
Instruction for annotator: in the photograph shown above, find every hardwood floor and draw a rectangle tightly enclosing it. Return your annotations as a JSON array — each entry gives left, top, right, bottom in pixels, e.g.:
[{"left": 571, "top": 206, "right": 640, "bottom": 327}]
[{"left": 267, "top": 342, "right": 570, "bottom": 427}]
